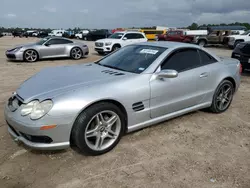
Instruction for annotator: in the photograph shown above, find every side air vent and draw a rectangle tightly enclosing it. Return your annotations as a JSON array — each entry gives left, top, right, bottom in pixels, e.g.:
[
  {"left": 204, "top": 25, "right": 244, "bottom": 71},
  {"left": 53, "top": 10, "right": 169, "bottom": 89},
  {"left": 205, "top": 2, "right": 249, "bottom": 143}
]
[
  {"left": 132, "top": 102, "right": 144, "bottom": 112},
  {"left": 101, "top": 70, "right": 125, "bottom": 76}
]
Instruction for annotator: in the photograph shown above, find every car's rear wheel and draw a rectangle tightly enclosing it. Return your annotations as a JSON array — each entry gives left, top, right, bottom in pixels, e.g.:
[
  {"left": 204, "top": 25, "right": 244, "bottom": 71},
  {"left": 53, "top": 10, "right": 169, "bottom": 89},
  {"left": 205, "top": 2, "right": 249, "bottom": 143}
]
[
  {"left": 198, "top": 40, "right": 206, "bottom": 47},
  {"left": 24, "top": 50, "right": 38, "bottom": 62},
  {"left": 209, "top": 80, "right": 234, "bottom": 113},
  {"left": 71, "top": 102, "right": 125, "bottom": 155},
  {"left": 70, "top": 47, "right": 82, "bottom": 60}
]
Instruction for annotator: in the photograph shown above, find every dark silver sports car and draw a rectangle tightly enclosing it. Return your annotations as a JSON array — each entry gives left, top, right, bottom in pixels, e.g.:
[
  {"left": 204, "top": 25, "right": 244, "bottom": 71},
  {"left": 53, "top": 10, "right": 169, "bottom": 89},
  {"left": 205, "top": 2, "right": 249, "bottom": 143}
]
[{"left": 5, "top": 36, "right": 89, "bottom": 62}]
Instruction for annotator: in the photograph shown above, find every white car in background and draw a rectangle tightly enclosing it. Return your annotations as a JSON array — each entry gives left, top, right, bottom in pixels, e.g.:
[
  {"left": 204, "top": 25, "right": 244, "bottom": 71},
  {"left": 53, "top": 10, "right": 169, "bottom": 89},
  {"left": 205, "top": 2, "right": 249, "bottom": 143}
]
[
  {"left": 75, "top": 30, "right": 89, "bottom": 40},
  {"left": 94, "top": 31, "right": 148, "bottom": 55},
  {"left": 226, "top": 30, "right": 250, "bottom": 48},
  {"left": 48, "top": 30, "right": 66, "bottom": 37}
]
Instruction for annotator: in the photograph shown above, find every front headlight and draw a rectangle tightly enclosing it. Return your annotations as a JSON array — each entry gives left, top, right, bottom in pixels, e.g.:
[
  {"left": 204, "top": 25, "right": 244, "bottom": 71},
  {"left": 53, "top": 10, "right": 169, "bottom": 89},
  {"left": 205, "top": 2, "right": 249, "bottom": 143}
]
[
  {"left": 21, "top": 100, "right": 38, "bottom": 116},
  {"left": 20, "top": 100, "right": 53, "bottom": 120},
  {"left": 105, "top": 42, "right": 112, "bottom": 46}
]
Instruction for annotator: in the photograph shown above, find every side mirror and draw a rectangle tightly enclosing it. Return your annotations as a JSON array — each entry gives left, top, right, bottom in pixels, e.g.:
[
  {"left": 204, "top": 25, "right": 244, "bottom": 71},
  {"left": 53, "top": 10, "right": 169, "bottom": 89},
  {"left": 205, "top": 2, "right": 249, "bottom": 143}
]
[
  {"left": 156, "top": 69, "right": 178, "bottom": 79},
  {"left": 44, "top": 43, "right": 50, "bottom": 46},
  {"left": 123, "top": 37, "right": 127, "bottom": 40}
]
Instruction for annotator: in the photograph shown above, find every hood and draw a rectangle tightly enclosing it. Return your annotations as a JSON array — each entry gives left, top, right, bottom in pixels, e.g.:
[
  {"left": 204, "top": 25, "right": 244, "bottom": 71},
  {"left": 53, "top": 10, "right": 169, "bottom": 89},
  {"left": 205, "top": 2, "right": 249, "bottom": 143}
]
[
  {"left": 16, "top": 63, "right": 131, "bottom": 103},
  {"left": 96, "top": 38, "right": 121, "bottom": 43}
]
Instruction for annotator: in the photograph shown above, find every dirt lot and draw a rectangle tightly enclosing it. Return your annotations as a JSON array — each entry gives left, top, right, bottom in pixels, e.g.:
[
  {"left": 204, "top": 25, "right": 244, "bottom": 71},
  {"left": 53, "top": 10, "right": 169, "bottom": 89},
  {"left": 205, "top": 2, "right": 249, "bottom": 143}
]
[{"left": 0, "top": 36, "right": 250, "bottom": 188}]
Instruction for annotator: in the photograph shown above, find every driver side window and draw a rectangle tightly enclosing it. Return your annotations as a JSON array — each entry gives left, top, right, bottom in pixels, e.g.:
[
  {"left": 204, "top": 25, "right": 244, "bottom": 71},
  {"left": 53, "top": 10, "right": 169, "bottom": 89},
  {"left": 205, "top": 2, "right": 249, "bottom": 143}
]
[
  {"left": 46, "top": 39, "right": 57, "bottom": 45},
  {"left": 161, "top": 48, "right": 201, "bottom": 72}
]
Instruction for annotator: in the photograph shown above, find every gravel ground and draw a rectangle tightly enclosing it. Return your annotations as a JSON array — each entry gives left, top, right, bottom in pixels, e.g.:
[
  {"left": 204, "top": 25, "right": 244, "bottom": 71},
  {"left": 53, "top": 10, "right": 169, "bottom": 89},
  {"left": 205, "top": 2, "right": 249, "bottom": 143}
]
[{"left": 0, "top": 36, "right": 250, "bottom": 188}]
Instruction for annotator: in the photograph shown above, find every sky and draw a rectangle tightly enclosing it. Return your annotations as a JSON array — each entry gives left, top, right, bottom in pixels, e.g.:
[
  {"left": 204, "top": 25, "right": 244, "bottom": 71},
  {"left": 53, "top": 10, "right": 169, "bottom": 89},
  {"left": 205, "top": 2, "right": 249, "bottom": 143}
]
[{"left": 1, "top": 0, "right": 250, "bottom": 29}]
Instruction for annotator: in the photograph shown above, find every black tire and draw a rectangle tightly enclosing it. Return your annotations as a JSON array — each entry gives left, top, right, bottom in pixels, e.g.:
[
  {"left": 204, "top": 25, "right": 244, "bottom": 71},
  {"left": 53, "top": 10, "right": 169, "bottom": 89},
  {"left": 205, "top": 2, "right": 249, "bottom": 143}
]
[
  {"left": 23, "top": 50, "right": 38, "bottom": 62},
  {"left": 71, "top": 102, "right": 126, "bottom": 156},
  {"left": 112, "top": 44, "right": 121, "bottom": 52},
  {"left": 198, "top": 40, "right": 206, "bottom": 47},
  {"left": 70, "top": 47, "right": 82, "bottom": 60},
  {"left": 233, "top": 41, "right": 242, "bottom": 49},
  {"left": 209, "top": 80, "right": 234, "bottom": 113}
]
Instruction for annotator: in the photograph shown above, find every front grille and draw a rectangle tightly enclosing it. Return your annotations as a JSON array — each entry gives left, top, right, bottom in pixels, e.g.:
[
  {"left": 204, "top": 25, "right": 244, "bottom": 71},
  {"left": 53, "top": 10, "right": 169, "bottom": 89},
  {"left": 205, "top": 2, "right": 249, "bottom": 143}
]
[
  {"left": 8, "top": 95, "right": 23, "bottom": 112},
  {"left": 19, "top": 132, "right": 53, "bottom": 143},
  {"left": 95, "top": 42, "right": 103, "bottom": 47}
]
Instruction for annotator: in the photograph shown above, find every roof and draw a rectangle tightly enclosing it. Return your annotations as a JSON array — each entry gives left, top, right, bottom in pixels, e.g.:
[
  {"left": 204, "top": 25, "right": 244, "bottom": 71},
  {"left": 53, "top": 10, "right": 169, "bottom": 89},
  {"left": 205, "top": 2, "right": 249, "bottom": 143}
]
[
  {"left": 114, "top": 31, "right": 144, "bottom": 34},
  {"left": 46, "top": 36, "right": 71, "bottom": 40},
  {"left": 137, "top": 41, "right": 201, "bottom": 49}
]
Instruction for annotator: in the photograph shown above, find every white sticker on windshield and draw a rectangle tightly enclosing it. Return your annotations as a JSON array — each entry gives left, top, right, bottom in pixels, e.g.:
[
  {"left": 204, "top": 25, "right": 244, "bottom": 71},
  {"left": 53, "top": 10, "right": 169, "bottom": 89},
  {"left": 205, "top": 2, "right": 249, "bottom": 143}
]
[
  {"left": 140, "top": 49, "right": 158, "bottom": 55},
  {"left": 139, "top": 67, "right": 145, "bottom": 71}
]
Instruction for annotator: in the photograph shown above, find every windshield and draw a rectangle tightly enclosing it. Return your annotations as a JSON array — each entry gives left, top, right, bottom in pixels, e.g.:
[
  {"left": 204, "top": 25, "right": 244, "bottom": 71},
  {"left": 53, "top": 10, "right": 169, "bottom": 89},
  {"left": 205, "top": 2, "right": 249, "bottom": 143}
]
[
  {"left": 241, "top": 31, "right": 250, "bottom": 35},
  {"left": 108, "top": 33, "right": 124, "bottom": 39},
  {"left": 36, "top": 37, "right": 50, "bottom": 45},
  {"left": 97, "top": 45, "right": 166, "bottom": 74}
]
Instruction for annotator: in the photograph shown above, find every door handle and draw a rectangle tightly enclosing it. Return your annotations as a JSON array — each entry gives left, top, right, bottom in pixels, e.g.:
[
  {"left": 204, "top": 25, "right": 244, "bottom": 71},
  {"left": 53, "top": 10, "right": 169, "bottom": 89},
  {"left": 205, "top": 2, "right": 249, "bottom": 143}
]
[{"left": 200, "top": 72, "right": 209, "bottom": 78}]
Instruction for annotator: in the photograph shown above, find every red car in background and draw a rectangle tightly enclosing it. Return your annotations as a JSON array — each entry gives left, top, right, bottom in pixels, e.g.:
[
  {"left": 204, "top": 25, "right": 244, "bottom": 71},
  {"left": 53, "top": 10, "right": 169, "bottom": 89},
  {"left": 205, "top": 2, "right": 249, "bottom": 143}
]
[
  {"left": 112, "top": 28, "right": 126, "bottom": 33},
  {"left": 157, "top": 30, "right": 194, "bottom": 43}
]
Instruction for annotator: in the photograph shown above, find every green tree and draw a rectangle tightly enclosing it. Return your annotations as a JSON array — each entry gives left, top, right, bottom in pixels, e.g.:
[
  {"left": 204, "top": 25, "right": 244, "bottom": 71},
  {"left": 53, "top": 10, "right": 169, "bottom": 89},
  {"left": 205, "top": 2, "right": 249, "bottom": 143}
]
[{"left": 187, "top": 23, "right": 198, "bottom": 30}]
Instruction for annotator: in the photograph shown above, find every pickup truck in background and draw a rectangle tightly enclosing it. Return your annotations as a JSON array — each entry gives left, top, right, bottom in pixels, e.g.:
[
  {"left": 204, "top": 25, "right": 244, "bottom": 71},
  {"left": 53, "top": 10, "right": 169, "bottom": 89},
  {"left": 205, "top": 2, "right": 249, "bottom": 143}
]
[
  {"left": 194, "top": 30, "right": 236, "bottom": 47},
  {"left": 157, "top": 30, "right": 207, "bottom": 43}
]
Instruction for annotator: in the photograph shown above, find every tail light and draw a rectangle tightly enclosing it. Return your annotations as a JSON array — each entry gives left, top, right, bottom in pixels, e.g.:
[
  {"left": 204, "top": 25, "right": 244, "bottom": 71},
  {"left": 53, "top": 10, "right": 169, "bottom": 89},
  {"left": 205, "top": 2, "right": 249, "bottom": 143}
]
[{"left": 239, "top": 63, "right": 242, "bottom": 74}]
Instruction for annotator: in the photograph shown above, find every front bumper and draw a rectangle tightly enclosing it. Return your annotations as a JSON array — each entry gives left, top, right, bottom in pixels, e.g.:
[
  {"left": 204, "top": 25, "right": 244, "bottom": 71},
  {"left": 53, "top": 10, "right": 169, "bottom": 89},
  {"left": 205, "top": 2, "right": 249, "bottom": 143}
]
[
  {"left": 4, "top": 102, "right": 71, "bottom": 150},
  {"left": 94, "top": 46, "right": 112, "bottom": 53},
  {"left": 5, "top": 50, "right": 24, "bottom": 61}
]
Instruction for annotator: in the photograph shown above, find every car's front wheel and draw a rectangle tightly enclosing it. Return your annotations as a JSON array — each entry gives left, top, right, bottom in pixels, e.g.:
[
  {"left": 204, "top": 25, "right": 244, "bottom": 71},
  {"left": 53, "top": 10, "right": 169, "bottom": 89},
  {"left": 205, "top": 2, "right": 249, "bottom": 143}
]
[
  {"left": 24, "top": 50, "right": 38, "bottom": 62},
  {"left": 209, "top": 80, "right": 234, "bottom": 113},
  {"left": 71, "top": 102, "right": 125, "bottom": 155}
]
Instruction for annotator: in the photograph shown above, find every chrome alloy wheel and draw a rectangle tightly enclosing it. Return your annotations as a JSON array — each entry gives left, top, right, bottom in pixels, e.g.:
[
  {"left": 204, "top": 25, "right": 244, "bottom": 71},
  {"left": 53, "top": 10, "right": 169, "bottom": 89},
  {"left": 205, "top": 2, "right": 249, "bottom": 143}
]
[
  {"left": 84, "top": 110, "right": 121, "bottom": 151},
  {"left": 216, "top": 83, "right": 233, "bottom": 111},
  {"left": 24, "top": 50, "right": 38, "bottom": 62}
]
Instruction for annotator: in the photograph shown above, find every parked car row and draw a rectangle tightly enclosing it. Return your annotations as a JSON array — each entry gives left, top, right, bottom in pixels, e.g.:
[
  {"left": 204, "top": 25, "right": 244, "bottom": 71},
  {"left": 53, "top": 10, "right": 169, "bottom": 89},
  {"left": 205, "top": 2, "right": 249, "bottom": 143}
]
[{"left": 156, "top": 27, "right": 250, "bottom": 50}]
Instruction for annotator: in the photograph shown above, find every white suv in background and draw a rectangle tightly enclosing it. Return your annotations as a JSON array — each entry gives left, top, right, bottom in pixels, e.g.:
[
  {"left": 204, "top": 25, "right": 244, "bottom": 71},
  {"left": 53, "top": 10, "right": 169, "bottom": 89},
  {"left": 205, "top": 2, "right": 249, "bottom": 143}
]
[{"left": 94, "top": 31, "right": 148, "bottom": 54}]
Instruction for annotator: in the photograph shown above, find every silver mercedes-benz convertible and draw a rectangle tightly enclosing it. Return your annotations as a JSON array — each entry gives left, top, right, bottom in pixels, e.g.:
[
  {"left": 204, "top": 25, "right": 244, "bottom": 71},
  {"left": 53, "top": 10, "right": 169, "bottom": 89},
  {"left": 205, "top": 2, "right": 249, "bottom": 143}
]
[
  {"left": 4, "top": 42, "right": 241, "bottom": 155},
  {"left": 5, "top": 36, "right": 89, "bottom": 62}
]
